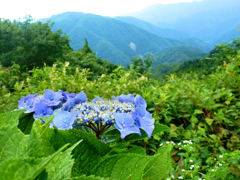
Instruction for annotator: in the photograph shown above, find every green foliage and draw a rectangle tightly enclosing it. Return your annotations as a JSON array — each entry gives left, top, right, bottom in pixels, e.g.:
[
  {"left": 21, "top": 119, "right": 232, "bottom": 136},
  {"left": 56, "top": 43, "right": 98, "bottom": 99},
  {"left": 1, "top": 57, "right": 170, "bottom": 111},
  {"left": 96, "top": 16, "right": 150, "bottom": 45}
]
[
  {"left": 152, "top": 45, "right": 206, "bottom": 65},
  {"left": 62, "top": 40, "right": 117, "bottom": 79},
  {"left": 92, "top": 145, "right": 172, "bottom": 180},
  {"left": 175, "top": 38, "right": 240, "bottom": 75},
  {"left": 0, "top": 110, "right": 82, "bottom": 180},
  {"left": 0, "top": 110, "right": 173, "bottom": 179},
  {"left": 0, "top": 22, "right": 240, "bottom": 179},
  {"left": 0, "top": 17, "right": 70, "bottom": 70},
  {"left": 130, "top": 55, "right": 152, "bottom": 74}
]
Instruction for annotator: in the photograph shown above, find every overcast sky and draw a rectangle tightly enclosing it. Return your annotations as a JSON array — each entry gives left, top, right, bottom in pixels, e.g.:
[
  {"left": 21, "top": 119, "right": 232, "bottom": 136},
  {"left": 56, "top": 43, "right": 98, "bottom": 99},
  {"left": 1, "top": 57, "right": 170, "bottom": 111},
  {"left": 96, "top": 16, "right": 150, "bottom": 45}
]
[{"left": 0, "top": 0, "right": 201, "bottom": 20}]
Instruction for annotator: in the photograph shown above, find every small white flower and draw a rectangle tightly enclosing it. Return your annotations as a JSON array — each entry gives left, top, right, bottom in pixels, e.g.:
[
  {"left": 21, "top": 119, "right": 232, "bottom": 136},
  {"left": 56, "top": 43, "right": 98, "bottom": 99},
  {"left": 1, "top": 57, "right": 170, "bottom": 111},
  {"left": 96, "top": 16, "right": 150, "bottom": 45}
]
[
  {"left": 198, "top": 178, "right": 202, "bottom": 180},
  {"left": 178, "top": 143, "right": 181, "bottom": 146},
  {"left": 189, "top": 159, "right": 193, "bottom": 163},
  {"left": 178, "top": 176, "right": 184, "bottom": 179},
  {"left": 219, "top": 163, "right": 223, "bottom": 167},
  {"left": 219, "top": 155, "right": 223, "bottom": 158},
  {"left": 211, "top": 169, "right": 215, "bottom": 172},
  {"left": 159, "top": 143, "right": 163, "bottom": 146},
  {"left": 171, "top": 175, "right": 175, "bottom": 179},
  {"left": 181, "top": 169, "right": 185, "bottom": 172}
]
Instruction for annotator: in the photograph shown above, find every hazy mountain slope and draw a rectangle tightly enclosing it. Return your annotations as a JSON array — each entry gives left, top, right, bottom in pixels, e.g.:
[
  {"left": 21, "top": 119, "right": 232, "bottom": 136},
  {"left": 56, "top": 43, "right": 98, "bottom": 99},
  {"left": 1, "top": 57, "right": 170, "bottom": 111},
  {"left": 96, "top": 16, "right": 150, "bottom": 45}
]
[
  {"left": 152, "top": 45, "right": 206, "bottom": 66},
  {"left": 115, "top": 16, "right": 212, "bottom": 52},
  {"left": 115, "top": 16, "right": 188, "bottom": 39},
  {"left": 45, "top": 12, "right": 182, "bottom": 65},
  {"left": 132, "top": 0, "right": 240, "bottom": 45}
]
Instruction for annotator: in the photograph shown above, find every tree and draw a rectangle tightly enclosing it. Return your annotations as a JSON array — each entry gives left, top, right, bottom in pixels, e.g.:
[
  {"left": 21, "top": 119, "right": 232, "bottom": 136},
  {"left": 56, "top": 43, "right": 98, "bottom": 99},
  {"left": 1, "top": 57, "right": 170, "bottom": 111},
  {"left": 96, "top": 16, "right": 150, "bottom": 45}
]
[
  {"left": 0, "top": 17, "right": 71, "bottom": 70},
  {"left": 130, "top": 55, "right": 152, "bottom": 74}
]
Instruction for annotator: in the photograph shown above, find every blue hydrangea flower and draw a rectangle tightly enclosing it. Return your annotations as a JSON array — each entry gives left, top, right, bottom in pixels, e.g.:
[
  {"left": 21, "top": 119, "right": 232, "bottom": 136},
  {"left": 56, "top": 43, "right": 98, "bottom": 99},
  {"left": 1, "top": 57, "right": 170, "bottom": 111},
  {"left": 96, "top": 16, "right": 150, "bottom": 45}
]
[
  {"left": 51, "top": 110, "right": 79, "bottom": 130},
  {"left": 74, "top": 91, "right": 87, "bottom": 104},
  {"left": 114, "top": 113, "right": 141, "bottom": 138},
  {"left": 134, "top": 95, "right": 147, "bottom": 109},
  {"left": 19, "top": 91, "right": 155, "bottom": 139},
  {"left": 132, "top": 107, "right": 155, "bottom": 137},
  {"left": 18, "top": 93, "right": 39, "bottom": 113},
  {"left": 112, "top": 94, "right": 135, "bottom": 104},
  {"left": 62, "top": 91, "right": 77, "bottom": 101},
  {"left": 33, "top": 100, "right": 54, "bottom": 118},
  {"left": 62, "top": 91, "right": 87, "bottom": 111},
  {"left": 43, "top": 89, "right": 64, "bottom": 106}
]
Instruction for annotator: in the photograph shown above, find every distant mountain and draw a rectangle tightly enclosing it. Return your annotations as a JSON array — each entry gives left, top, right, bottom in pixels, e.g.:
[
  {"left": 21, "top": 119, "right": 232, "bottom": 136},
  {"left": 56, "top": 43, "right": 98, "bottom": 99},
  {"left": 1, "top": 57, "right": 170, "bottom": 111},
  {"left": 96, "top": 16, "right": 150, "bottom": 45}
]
[
  {"left": 152, "top": 45, "right": 206, "bottom": 66},
  {"left": 43, "top": 12, "right": 184, "bottom": 65},
  {"left": 115, "top": 16, "right": 188, "bottom": 40},
  {"left": 132, "top": 0, "right": 240, "bottom": 45},
  {"left": 115, "top": 16, "right": 212, "bottom": 52}
]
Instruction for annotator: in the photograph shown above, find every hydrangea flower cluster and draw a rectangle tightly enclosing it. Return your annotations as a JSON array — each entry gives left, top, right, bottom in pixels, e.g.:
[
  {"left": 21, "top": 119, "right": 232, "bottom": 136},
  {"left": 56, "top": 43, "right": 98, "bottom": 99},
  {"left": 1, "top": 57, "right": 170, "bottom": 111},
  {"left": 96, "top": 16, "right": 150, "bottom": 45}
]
[{"left": 18, "top": 90, "right": 155, "bottom": 139}]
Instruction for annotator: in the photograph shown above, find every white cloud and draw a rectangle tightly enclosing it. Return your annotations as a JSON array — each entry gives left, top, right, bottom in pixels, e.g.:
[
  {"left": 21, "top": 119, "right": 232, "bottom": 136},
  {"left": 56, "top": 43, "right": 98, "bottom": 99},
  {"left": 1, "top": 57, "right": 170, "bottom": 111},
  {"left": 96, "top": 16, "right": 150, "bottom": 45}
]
[
  {"left": 0, "top": 0, "right": 201, "bottom": 20},
  {"left": 129, "top": 42, "right": 136, "bottom": 51}
]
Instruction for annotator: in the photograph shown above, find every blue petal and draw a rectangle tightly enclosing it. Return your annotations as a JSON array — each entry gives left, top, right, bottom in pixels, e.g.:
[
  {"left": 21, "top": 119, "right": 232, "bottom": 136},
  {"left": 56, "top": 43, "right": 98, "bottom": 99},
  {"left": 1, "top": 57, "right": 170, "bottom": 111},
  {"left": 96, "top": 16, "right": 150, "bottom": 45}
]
[
  {"left": 132, "top": 109, "right": 155, "bottom": 137},
  {"left": 43, "top": 89, "right": 63, "bottom": 106},
  {"left": 92, "top": 97, "right": 104, "bottom": 103},
  {"left": 74, "top": 91, "right": 87, "bottom": 104},
  {"left": 18, "top": 93, "right": 39, "bottom": 113},
  {"left": 51, "top": 110, "right": 78, "bottom": 130},
  {"left": 119, "top": 126, "right": 141, "bottom": 139},
  {"left": 62, "top": 91, "right": 76, "bottom": 101},
  {"left": 112, "top": 94, "right": 135, "bottom": 104},
  {"left": 114, "top": 113, "right": 140, "bottom": 139},
  {"left": 134, "top": 95, "right": 147, "bottom": 108},
  {"left": 62, "top": 99, "right": 76, "bottom": 111},
  {"left": 33, "top": 101, "right": 53, "bottom": 118}
]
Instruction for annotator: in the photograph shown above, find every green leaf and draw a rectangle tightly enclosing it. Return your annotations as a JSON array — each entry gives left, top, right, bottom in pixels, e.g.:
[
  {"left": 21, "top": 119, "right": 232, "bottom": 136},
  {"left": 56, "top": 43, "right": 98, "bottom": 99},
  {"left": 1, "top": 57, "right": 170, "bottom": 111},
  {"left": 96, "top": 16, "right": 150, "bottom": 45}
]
[
  {"left": 46, "top": 141, "right": 82, "bottom": 180},
  {"left": 194, "top": 109, "right": 203, "bottom": 115},
  {"left": 190, "top": 115, "right": 199, "bottom": 124},
  {"left": 0, "top": 110, "right": 24, "bottom": 127},
  {"left": 72, "top": 175, "right": 108, "bottom": 180},
  {"left": 0, "top": 144, "right": 69, "bottom": 180},
  {"left": 152, "top": 123, "right": 171, "bottom": 135},
  {"left": 205, "top": 118, "right": 214, "bottom": 126},
  {"left": 142, "top": 145, "right": 172, "bottom": 180},
  {"left": 92, "top": 145, "right": 172, "bottom": 180}
]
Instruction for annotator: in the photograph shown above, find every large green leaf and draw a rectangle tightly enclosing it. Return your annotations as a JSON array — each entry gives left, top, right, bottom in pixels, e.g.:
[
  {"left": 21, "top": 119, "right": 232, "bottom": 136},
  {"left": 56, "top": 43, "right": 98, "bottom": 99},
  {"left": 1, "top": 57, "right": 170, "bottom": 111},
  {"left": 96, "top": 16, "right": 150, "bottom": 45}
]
[
  {"left": 142, "top": 145, "right": 172, "bottom": 180},
  {"left": 0, "top": 144, "right": 69, "bottom": 180},
  {"left": 0, "top": 110, "right": 83, "bottom": 179},
  {"left": 92, "top": 145, "right": 172, "bottom": 180},
  {"left": 0, "top": 110, "right": 24, "bottom": 127}
]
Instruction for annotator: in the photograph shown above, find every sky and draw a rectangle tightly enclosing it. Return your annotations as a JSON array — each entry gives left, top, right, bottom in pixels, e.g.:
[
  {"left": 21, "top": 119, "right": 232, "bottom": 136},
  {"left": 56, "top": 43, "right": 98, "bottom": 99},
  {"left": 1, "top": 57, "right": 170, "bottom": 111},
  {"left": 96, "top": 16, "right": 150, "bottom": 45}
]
[{"left": 0, "top": 0, "right": 201, "bottom": 20}]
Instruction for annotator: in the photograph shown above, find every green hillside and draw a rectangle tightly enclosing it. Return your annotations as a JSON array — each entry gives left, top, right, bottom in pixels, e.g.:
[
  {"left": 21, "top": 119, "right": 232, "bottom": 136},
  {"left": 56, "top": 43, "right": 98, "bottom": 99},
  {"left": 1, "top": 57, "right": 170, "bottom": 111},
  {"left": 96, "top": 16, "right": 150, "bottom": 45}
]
[
  {"left": 152, "top": 45, "right": 206, "bottom": 65},
  {"left": 116, "top": 16, "right": 212, "bottom": 52},
  {"left": 45, "top": 12, "right": 182, "bottom": 65}
]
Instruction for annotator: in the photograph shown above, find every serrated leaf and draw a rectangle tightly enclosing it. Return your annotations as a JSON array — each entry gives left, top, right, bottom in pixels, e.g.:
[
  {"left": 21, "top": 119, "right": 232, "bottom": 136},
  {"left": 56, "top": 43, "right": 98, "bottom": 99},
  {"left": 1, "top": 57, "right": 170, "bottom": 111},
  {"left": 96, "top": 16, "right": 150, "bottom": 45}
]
[
  {"left": 0, "top": 144, "right": 69, "bottom": 180},
  {"left": 72, "top": 175, "right": 108, "bottom": 180},
  {"left": 46, "top": 140, "right": 82, "bottom": 180},
  {"left": 142, "top": 145, "right": 172, "bottom": 180},
  {"left": 0, "top": 110, "right": 24, "bottom": 127},
  {"left": 92, "top": 145, "right": 172, "bottom": 180},
  {"left": 111, "top": 154, "right": 150, "bottom": 180}
]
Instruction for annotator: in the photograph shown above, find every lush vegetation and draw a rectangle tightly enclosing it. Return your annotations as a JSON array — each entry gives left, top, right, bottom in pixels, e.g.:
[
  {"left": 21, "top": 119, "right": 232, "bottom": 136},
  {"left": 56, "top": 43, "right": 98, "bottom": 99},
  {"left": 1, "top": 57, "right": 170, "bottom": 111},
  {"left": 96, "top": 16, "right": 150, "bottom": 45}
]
[{"left": 0, "top": 17, "right": 240, "bottom": 179}]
